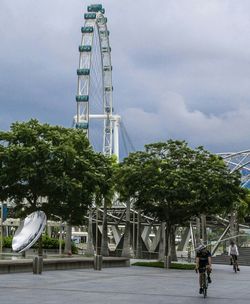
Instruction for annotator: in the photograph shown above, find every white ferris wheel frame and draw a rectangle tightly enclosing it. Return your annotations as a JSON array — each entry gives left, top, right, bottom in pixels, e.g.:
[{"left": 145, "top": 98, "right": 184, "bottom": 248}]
[{"left": 74, "top": 6, "right": 120, "bottom": 160}]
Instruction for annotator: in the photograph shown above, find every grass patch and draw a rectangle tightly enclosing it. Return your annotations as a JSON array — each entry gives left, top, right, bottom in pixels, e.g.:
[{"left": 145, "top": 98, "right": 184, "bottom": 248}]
[
  {"left": 132, "top": 261, "right": 195, "bottom": 270},
  {"left": 171, "top": 263, "right": 196, "bottom": 270},
  {"left": 132, "top": 261, "right": 164, "bottom": 268}
]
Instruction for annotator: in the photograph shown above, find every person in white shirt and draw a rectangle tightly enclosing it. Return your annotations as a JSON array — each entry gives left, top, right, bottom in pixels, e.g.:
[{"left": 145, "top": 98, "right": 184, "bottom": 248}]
[{"left": 228, "top": 240, "right": 240, "bottom": 271}]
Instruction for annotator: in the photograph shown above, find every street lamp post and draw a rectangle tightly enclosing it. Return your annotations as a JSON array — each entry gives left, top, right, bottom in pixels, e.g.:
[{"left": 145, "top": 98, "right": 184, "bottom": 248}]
[
  {"left": 59, "top": 219, "right": 62, "bottom": 256},
  {"left": 52, "top": 214, "right": 63, "bottom": 255}
]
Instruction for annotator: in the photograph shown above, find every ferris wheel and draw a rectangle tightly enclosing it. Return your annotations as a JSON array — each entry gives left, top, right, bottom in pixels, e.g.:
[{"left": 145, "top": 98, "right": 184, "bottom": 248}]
[{"left": 73, "top": 4, "right": 120, "bottom": 159}]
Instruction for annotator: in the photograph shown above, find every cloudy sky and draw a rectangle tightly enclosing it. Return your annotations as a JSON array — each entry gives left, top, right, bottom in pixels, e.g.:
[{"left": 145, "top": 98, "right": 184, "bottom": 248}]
[{"left": 1, "top": 0, "right": 250, "bottom": 156}]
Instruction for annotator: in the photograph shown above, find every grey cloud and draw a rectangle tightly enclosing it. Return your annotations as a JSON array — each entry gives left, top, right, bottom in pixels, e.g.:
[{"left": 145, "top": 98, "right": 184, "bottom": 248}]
[
  {"left": 0, "top": 0, "right": 250, "bottom": 155},
  {"left": 122, "top": 91, "right": 250, "bottom": 153}
]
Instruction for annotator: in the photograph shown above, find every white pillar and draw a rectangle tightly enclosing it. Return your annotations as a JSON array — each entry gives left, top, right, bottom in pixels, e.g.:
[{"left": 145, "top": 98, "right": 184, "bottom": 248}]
[{"left": 113, "top": 117, "right": 120, "bottom": 162}]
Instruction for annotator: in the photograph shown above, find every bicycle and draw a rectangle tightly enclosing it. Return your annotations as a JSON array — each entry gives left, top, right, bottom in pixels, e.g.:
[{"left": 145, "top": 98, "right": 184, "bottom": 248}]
[
  {"left": 231, "top": 255, "right": 237, "bottom": 273},
  {"left": 201, "top": 267, "right": 208, "bottom": 298},
  {"left": 196, "top": 266, "right": 209, "bottom": 298}
]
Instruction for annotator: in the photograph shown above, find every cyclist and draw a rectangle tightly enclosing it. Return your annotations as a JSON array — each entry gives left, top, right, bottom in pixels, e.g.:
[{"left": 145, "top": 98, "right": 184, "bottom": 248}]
[
  {"left": 196, "top": 244, "right": 212, "bottom": 294},
  {"left": 228, "top": 240, "right": 240, "bottom": 271}
]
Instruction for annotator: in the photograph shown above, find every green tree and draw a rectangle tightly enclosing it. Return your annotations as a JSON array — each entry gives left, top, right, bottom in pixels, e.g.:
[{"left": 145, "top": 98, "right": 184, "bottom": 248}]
[
  {"left": 116, "top": 140, "right": 243, "bottom": 261},
  {"left": 0, "top": 119, "right": 114, "bottom": 226},
  {"left": 236, "top": 189, "right": 250, "bottom": 222}
]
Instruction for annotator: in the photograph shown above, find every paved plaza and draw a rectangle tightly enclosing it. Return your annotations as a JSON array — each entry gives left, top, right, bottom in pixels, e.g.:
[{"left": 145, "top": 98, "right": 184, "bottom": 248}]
[{"left": 0, "top": 264, "right": 250, "bottom": 304}]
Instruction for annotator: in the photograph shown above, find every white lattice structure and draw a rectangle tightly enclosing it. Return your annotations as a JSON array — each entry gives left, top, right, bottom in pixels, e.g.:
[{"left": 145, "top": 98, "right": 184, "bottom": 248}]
[{"left": 218, "top": 150, "right": 250, "bottom": 187}]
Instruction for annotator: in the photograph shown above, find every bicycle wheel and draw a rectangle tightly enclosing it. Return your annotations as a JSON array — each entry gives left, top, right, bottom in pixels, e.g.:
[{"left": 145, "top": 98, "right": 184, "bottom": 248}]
[
  {"left": 203, "top": 273, "right": 208, "bottom": 298},
  {"left": 203, "top": 287, "right": 207, "bottom": 298},
  {"left": 233, "top": 263, "right": 237, "bottom": 273},
  {"left": 232, "top": 256, "right": 237, "bottom": 273}
]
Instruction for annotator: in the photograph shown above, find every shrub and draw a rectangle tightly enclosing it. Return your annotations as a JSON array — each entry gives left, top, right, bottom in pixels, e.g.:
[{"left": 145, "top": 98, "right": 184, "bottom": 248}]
[
  {"left": 132, "top": 261, "right": 164, "bottom": 268},
  {"left": 3, "top": 236, "right": 13, "bottom": 248},
  {"left": 3, "top": 235, "right": 78, "bottom": 254},
  {"left": 132, "top": 261, "right": 196, "bottom": 270}
]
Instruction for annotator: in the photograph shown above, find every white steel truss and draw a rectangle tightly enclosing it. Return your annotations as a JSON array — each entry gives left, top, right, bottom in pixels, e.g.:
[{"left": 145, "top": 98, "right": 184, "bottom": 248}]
[{"left": 218, "top": 150, "right": 250, "bottom": 187}]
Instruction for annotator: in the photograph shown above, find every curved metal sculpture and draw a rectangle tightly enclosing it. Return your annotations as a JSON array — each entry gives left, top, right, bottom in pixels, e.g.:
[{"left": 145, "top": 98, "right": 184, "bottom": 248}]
[{"left": 12, "top": 211, "right": 47, "bottom": 253}]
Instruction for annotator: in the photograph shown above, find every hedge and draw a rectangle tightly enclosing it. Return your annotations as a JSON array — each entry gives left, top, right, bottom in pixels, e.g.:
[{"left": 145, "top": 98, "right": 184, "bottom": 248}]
[
  {"left": 132, "top": 261, "right": 196, "bottom": 270},
  {"left": 2, "top": 235, "right": 78, "bottom": 254}
]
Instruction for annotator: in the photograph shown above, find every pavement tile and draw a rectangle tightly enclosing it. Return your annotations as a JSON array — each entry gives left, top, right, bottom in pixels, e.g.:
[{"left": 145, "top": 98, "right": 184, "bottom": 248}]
[{"left": 0, "top": 264, "right": 249, "bottom": 304}]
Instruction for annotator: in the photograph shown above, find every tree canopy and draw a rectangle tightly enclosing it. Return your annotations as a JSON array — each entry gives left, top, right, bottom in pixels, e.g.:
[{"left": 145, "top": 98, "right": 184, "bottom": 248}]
[
  {"left": 0, "top": 119, "right": 114, "bottom": 225},
  {"left": 115, "top": 140, "right": 243, "bottom": 226}
]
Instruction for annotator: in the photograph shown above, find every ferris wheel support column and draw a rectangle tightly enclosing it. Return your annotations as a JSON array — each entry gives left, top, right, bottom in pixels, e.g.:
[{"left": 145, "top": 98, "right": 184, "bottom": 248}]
[{"left": 113, "top": 115, "right": 121, "bottom": 163}]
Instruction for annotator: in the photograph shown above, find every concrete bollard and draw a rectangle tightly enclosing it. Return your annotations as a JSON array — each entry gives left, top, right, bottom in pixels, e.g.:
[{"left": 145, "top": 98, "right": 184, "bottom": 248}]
[
  {"left": 94, "top": 255, "right": 103, "bottom": 271},
  {"left": 33, "top": 256, "right": 43, "bottom": 274}
]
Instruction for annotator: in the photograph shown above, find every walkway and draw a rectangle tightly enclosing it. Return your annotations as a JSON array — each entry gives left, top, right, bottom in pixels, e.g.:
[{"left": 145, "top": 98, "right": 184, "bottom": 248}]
[{"left": 0, "top": 264, "right": 249, "bottom": 303}]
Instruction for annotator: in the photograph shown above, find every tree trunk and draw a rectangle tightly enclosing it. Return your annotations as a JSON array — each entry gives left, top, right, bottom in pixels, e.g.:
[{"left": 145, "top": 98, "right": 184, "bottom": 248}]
[
  {"left": 64, "top": 224, "right": 72, "bottom": 255},
  {"left": 86, "top": 207, "right": 94, "bottom": 255},
  {"left": 136, "top": 209, "right": 142, "bottom": 259},
  {"left": 170, "top": 225, "right": 177, "bottom": 261},
  {"left": 195, "top": 217, "right": 201, "bottom": 245},
  {"left": 230, "top": 211, "right": 238, "bottom": 243},
  {"left": 236, "top": 215, "right": 240, "bottom": 246},
  {"left": 101, "top": 199, "right": 109, "bottom": 256},
  {"left": 201, "top": 214, "right": 207, "bottom": 245},
  {"left": 122, "top": 200, "right": 131, "bottom": 257},
  {"left": 164, "top": 222, "right": 171, "bottom": 268},
  {"left": 158, "top": 222, "right": 166, "bottom": 261}
]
